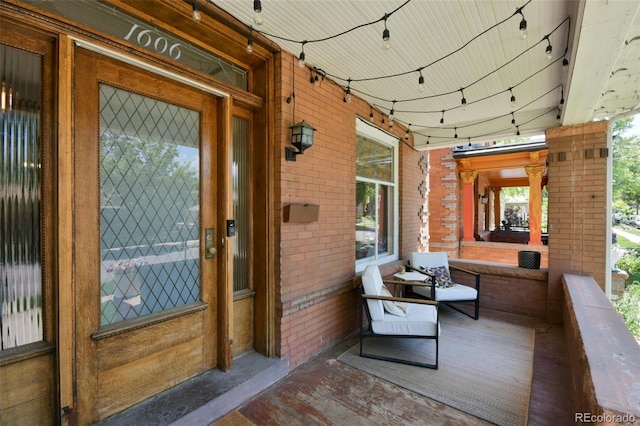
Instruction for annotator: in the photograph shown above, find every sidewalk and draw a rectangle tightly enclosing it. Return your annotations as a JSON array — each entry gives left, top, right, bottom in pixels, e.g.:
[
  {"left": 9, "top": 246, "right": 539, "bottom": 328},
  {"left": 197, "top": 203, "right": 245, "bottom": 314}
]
[{"left": 614, "top": 227, "right": 640, "bottom": 245}]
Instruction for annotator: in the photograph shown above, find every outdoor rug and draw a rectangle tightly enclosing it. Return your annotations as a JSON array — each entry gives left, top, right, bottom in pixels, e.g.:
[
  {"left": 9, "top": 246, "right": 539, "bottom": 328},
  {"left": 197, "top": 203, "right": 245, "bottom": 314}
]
[{"left": 338, "top": 310, "right": 535, "bottom": 426}]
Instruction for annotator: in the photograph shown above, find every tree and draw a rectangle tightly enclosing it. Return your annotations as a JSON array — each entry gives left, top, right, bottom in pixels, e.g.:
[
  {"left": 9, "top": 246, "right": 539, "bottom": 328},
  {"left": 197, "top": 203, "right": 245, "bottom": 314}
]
[{"left": 613, "top": 117, "right": 640, "bottom": 215}]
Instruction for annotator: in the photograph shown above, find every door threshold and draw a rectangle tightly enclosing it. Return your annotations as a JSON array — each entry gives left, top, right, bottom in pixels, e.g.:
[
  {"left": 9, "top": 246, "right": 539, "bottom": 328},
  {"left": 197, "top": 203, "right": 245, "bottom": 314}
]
[{"left": 94, "top": 352, "right": 289, "bottom": 425}]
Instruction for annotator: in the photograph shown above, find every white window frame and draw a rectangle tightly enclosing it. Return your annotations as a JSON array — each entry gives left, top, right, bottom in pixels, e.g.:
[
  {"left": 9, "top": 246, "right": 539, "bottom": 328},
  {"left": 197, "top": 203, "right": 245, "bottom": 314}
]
[{"left": 355, "top": 118, "right": 399, "bottom": 273}]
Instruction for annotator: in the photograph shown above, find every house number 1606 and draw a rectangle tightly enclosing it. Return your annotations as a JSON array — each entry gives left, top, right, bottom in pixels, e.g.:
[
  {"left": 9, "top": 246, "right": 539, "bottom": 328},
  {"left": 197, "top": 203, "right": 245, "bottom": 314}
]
[{"left": 123, "top": 24, "right": 182, "bottom": 60}]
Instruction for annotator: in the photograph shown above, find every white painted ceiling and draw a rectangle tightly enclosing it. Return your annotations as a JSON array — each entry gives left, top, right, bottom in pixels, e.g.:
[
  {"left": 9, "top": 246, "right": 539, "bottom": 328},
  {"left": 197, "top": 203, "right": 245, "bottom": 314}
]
[{"left": 211, "top": 0, "right": 640, "bottom": 150}]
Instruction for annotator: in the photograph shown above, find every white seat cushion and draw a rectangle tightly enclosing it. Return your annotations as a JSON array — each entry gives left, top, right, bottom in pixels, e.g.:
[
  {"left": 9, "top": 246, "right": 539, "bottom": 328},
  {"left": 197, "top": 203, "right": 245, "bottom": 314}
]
[
  {"left": 371, "top": 303, "right": 439, "bottom": 336},
  {"left": 412, "top": 283, "right": 478, "bottom": 301}
]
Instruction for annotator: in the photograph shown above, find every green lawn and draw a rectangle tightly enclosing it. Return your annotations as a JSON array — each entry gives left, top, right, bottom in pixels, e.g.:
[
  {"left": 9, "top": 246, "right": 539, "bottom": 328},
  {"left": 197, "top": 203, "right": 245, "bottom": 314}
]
[{"left": 618, "top": 234, "right": 640, "bottom": 249}]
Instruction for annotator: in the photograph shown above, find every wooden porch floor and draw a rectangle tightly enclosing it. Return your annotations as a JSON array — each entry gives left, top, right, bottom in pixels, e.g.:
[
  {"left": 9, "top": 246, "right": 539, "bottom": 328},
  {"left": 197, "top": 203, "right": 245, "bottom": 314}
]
[{"left": 213, "top": 308, "right": 574, "bottom": 426}]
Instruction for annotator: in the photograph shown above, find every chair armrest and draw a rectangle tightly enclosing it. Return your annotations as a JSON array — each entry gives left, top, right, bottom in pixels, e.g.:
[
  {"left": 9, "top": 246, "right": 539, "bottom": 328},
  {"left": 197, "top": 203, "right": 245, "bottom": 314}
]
[
  {"left": 406, "top": 265, "right": 434, "bottom": 277},
  {"left": 383, "top": 279, "right": 431, "bottom": 287},
  {"left": 362, "top": 294, "right": 438, "bottom": 306}
]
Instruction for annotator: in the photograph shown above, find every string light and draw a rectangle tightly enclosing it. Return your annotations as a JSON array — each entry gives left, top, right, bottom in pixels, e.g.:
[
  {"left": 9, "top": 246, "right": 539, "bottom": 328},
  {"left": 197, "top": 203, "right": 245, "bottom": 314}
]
[
  {"left": 246, "top": 27, "right": 253, "bottom": 54},
  {"left": 516, "top": 125, "right": 521, "bottom": 136},
  {"left": 426, "top": 136, "right": 430, "bottom": 145},
  {"left": 253, "top": 0, "right": 263, "bottom": 25},
  {"left": 509, "top": 87, "right": 516, "bottom": 107},
  {"left": 562, "top": 56, "right": 569, "bottom": 72},
  {"left": 460, "top": 88, "right": 467, "bottom": 110},
  {"left": 556, "top": 108, "right": 562, "bottom": 121},
  {"left": 511, "top": 112, "right": 516, "bottom": 125},
  {"left": 454, "top": 127, "right": 458, "bottom": 138},
  {"left": 382, "top": 14, "right": 390, "bottom": 50},
  {"left": 418, "top": 69, "right": 425, "bottom": 92},
  {"left": 468, "top": 138, "right": 472, "bottom": 147},
  {"left": 544, "top": 36, "right": 553, "bottom": 60},
  {"left": 298, "top": 42, "right": 306, "bottom": 68},
  {"left": 344, "top": 79, "right": 352, "bottom": 103},
  {"left": 369, "top": 107, "right": 375, "bottom": 122},
  {"left": 244, "top": 0, "right": 571, "bottom": 145},
  {"left": 389, "top": 100, "right": 396, "bottom": 123},
  {"left": 560, "top": 88, "right": 565, "bottom": 105},
  {"left": 405, "top": 124, "right": 411, "bottom": 140},
  {"left": 192, "top": 0, "right": 201, "bottom": 22},
  {"left": 517, "top": 7, "right": 527, "bottom": 39}
]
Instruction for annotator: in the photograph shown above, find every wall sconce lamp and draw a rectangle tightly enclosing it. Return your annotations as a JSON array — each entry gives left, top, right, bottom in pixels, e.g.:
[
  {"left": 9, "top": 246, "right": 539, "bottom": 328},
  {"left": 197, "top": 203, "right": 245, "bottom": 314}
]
[
  {"left": 286, "top": 120, "right": 316, "bottom": 161},
  {"left": 479, "top": 194, "right": 489, "bottom": 204}
]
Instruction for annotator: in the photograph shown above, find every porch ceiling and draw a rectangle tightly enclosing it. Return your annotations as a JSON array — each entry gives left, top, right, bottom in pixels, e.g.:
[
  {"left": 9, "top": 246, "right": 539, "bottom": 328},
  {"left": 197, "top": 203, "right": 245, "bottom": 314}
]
[{"left": 210, "top": 0, "right": 640, "bottom": 150}]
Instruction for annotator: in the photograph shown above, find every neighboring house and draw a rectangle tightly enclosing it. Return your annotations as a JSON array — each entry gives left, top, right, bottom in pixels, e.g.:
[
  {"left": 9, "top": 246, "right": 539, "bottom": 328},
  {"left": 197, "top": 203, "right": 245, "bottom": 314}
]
[{"left": 0, "top": 0, "right": 627, "bottom": 423}]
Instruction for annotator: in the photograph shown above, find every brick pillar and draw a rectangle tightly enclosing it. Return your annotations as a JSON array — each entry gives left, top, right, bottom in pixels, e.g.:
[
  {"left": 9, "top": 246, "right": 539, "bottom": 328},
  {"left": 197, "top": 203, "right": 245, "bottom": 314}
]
[
  {"left": 460, "top": 170, "right": 477, "bottom": 242},
  {"left": 546, "top": 120, "right": 609, "bottom": 323},
  {"left": 525, "top": 165, "right": 545, "bottom": 246}
]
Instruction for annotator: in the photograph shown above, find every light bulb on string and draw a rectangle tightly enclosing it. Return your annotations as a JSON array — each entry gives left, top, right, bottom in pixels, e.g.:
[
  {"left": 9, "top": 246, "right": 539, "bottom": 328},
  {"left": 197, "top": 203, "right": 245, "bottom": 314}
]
[
  {"left": 369, "top": 107, "right": 375, "bottom": 122},
  {"left": 192, "top": 0, "right": 201, "bottom": 22},
  {"left": 246, "top": 27, "right": 253, "bottom": 54},
  {"left": 344, "top": 79, "right": 352, "bottom": 103},
  {"left": 298, "top": 42, "right": 306, "bottom": 68},
  {"left": 382, "top": 15, "right": 390, "bottom": 50},
  {"left": 405, "top": 124, "right": 411, "bottom": 141},
  {"left": 454, "top": 127, "right": 458, "bottom": 139},
  {"left": 468, "top": 138, "right": 472, "bottom": 147},
  {"left": 544, "top": 36, "right": 553, "bottom": 60},
  {"left": 556, "top": 108, "right": 562, "bottom": 121},
  {"left": 426, "top": 136, "right": 430, "bottom": 145},
  {"left": 253, "top": 0, "right": 263, "bottom": 25},
  {"left": 562, "top": 57, "right": 569, "bottom": 72},
  {"left": 517, "top": 8, "right": 527, "bottom": 39},
  {"left": 560, "top": 88, "right": 565, "bottom": 105},
  {"left": 460, "top": 88, "right": 467, "bottom": 111},
  {"left": 516, "top": 125, "right": 521, "bottom": 136},
  {"left": 439, "top": 110, "right": 445, "bottom": 128},
  {"left": 511, "top": 112, "right": 516, "bottom": 125},
  {"left": 418, "top": 70, "right": 425, "bottom": 92},
  {"left": 509, "top": 87, "right": 516, "bottom": 107},
  {"left": 389, "top": 100, "right": 396, "bottom": 123}
]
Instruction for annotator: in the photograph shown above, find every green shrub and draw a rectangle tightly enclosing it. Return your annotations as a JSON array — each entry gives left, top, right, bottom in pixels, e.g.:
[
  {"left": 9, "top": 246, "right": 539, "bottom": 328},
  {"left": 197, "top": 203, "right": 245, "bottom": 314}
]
[
  {"left": 616, "top": 250, "right": 640, "bottom": 274},
  {"left": 613, "top": 282, "right": 640, "bottom": 338}
]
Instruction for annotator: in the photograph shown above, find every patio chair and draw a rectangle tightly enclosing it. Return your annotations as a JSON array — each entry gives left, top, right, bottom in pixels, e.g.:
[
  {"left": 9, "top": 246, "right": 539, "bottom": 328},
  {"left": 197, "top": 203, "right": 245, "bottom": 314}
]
[
  {"left": 360, "top": 264, "right": 440, "bottom": 369},
  {"left": 407, "top": 251, "right": 480, "bottom": 320}
]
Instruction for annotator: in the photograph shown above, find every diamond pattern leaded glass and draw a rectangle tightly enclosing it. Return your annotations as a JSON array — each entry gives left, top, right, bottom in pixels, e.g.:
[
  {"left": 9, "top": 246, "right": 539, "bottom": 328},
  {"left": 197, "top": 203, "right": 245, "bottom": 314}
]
[{"left": 99, "top": 84, "right": 200, "bottom": 326}]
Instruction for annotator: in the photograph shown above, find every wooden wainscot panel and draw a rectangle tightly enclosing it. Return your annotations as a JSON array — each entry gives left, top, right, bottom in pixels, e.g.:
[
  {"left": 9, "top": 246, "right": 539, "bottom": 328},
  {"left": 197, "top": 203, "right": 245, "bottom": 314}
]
[
  {"left": 96, "top": 310, "right": 205, "bottom": 372},
  {"left": 0, "top": 353, "right": 54, "bottom": 425},
  {"left": 233, "top": 294, "right": 254, "bottom": 356},
  {"left": 283, "top": 203, "right": 319, "bottom": 223},
  {"left": 97, "top": 337, "right": 204, "bottom": 419}
]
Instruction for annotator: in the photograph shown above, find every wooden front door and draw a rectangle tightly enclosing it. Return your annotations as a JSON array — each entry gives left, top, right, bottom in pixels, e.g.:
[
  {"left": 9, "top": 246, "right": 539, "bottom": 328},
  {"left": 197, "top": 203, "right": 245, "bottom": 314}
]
[{"left": 73, "top": 47, "right": 221, "bottom": 423}]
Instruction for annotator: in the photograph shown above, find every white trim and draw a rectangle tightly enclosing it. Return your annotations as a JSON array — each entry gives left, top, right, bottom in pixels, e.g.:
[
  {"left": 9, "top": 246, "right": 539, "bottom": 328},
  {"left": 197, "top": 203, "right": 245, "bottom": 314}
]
[
  {"left": 70, "top": 36, "right": 229, "bottom": 98},
  {"left": 355, "top": 118, "right": 400, "bottom": 273}
]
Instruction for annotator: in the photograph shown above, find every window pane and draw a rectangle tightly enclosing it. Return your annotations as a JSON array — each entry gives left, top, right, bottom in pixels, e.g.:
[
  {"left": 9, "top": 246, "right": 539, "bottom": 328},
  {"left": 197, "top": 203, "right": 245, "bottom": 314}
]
[
  {"left": 356, "top": 181, "right": 376, "bottom": 260},
  {"left": 233, "top": 117, "right": 249, "bottom": 292},
  {"left": 356, "top": 135, "right": 393, "bottom": 182},
  {"left": 100, "top": 84, "right": 200, "bottom": 326},
  {"left": 378, "top": 184, "right": 394, "bottom": 255},
  {"left": 1, "top": 45, "right": 43, "bottom": 350}
]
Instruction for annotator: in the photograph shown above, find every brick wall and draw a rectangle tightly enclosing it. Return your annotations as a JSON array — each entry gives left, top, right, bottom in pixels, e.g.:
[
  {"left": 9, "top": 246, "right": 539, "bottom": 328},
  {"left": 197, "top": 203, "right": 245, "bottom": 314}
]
[
  {"left": 546, "top": 121, "right": 609, "bottom": 323},
  {"left": 274, "top": 52, "right": 426, "bottom": 367},
  {"left": 428, "top": 148, "right": 459, "bottom": 256}
]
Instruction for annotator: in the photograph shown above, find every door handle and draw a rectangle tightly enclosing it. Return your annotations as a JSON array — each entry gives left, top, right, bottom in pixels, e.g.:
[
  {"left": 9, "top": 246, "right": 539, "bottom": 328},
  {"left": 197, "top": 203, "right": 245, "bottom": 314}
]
[{"left": 205, "top": 228, "right": 216, "bottom": 258}]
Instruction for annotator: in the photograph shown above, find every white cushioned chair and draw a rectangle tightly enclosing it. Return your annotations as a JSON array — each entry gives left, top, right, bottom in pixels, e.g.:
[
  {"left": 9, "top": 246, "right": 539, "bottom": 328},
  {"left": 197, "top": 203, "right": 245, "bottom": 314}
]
[
  {"left": 360, "top": 264, "right": 440, "bottom": 369},
  {"left": 408, "top": 251, "right": 480, "bottom": 320}
]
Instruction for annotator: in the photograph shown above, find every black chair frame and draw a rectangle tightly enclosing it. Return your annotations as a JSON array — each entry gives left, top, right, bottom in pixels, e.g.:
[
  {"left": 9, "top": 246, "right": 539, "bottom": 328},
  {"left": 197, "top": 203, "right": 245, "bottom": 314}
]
[{"left": 359, "top": 283, "right": 439, "bottom": 369}]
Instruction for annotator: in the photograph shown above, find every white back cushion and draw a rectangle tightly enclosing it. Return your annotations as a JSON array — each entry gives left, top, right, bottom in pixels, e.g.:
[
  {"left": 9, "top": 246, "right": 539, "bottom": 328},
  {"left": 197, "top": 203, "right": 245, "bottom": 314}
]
[
  {"left": 362, "top": 264, "right": 385, "bottom": 321},
  {"left": 411, "top": 251, "right": 450, "bottom": 273}
]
